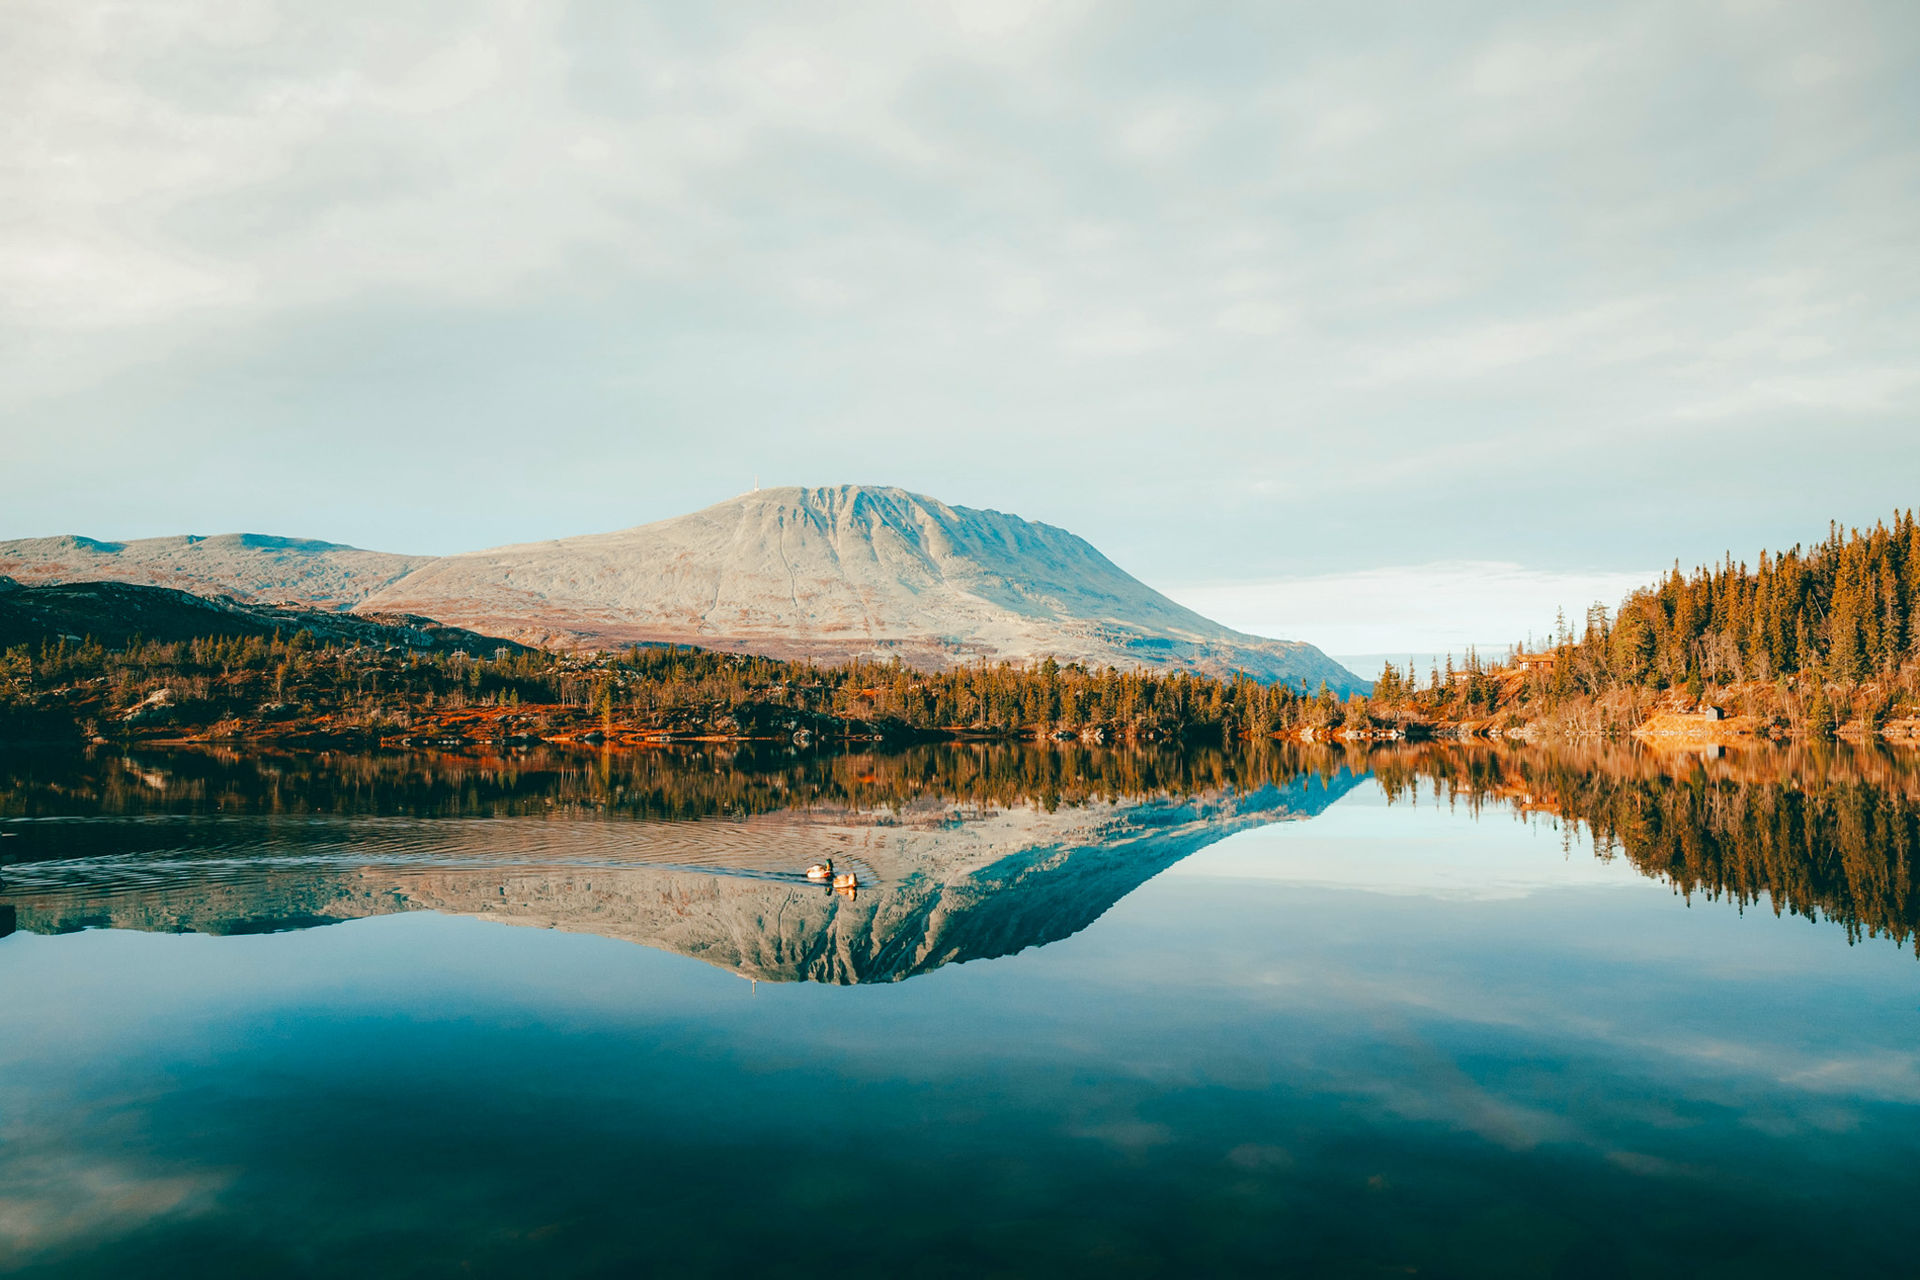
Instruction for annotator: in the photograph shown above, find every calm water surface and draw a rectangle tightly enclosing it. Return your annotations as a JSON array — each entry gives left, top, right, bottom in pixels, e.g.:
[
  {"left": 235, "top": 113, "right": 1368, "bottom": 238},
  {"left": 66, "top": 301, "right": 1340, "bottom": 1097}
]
[{"left": 1, "top": 743, "right": 1916, "bottom": 1277}]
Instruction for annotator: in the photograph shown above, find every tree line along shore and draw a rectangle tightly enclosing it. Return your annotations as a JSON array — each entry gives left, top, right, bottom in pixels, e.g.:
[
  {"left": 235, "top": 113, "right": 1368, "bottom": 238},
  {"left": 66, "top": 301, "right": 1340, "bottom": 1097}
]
[
  {"left": 1364, "top": 513, "right": 1920, "bottom": 745},
  {"left": 6, "top": 735, "right": 1916, "bottom": 959},
  {"left": 0, "top": 628, "right": 1352, "bottom": 749},
  {"left": 3, "top": 512, "right": 1918, "bottom": 750}
]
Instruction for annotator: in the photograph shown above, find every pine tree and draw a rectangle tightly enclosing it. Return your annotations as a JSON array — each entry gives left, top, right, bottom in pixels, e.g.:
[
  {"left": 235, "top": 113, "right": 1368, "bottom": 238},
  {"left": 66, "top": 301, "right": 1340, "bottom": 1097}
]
[{"left": 1806, "top": 684, "right": 1836, "bottom": 740}]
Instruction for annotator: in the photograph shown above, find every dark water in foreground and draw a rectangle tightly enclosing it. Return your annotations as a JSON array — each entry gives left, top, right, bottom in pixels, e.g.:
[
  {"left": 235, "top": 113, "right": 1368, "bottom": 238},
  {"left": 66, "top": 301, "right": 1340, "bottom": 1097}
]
[{"left": 1, "top": 742, "right": 1917, "bottom": 1277}]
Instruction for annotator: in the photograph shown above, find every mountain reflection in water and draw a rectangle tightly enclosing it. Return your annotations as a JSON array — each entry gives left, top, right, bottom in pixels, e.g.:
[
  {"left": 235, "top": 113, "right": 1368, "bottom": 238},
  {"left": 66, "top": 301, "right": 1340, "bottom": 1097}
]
[
  {"left": 0, "top": 744, "right": 1363, "bottom": 983},
  {"left": 3, "top": 740, "right": 1919, "bottom": 974},
  {"left": 6, "top": 741, "right": 1920, "bottom": 1279}
]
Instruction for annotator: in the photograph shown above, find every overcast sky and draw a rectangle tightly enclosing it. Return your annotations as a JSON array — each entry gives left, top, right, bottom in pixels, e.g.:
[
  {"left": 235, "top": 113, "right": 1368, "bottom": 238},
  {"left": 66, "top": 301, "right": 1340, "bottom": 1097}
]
[{"left": 5, "top": 1, "right": 1917, "bottom": 652}]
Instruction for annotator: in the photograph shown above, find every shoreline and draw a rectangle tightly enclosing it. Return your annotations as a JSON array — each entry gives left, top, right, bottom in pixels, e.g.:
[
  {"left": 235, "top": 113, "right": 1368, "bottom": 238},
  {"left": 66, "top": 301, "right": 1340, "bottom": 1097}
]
[{"left": 37, "top": 716, "right": 1920, "bottom": 754}]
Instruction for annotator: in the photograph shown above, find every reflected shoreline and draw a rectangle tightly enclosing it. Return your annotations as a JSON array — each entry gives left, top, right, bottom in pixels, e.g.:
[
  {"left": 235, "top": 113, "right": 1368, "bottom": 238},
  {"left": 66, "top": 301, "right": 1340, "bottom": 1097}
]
[{"left": 4, "top": 738, "right": 1918, "bottom": 974}]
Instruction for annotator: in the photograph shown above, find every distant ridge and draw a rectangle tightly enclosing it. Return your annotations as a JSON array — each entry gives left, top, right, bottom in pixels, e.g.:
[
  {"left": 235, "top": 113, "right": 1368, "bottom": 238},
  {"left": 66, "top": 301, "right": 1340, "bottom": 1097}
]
[
  {"left": 0, "top": 533, "right": 429, "bottom": 610},
  {"left": 0, "top": 487, "right": 1366, "bottom": 692}
]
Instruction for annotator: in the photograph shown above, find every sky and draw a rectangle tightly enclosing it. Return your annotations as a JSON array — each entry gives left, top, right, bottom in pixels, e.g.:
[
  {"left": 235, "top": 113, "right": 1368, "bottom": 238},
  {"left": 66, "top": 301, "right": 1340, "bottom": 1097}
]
[{"left": 4, "top": 1, "right": 1917, "bottom": 655}]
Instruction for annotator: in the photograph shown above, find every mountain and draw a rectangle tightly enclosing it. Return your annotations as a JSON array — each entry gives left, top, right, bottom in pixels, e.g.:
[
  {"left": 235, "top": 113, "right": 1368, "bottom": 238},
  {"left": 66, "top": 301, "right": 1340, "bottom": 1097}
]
[
  {"left": 0, "top": 487, "right": 1364, "bottom": 692},
  {"left": 359, "top": 486, "right": 1364, "bottom": 690},
  {"left": 0, "top": 533, "right": 428, "bottom": 610}
]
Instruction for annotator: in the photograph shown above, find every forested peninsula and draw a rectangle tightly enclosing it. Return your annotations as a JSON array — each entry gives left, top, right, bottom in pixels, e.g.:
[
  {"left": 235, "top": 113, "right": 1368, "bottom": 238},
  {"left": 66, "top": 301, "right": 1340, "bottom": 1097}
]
[{"left": 1363, "top": 513, "right": 1920, "bottom": 744}]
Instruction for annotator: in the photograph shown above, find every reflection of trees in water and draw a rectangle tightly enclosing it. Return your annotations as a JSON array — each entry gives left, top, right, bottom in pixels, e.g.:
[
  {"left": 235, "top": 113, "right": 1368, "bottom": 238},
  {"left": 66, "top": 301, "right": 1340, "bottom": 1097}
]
[
  {"left": 1370, "top": 742, "right": 1920, "bottom": 956},
  {"left": 7, "top": 739, "right": 1917, "bottom": 958},
  {"left": 0, "top": 748, "right": 1363, "bottom": 982},
  {"left": 0, "top": 741, "right": 1358, "bottom": 823}
]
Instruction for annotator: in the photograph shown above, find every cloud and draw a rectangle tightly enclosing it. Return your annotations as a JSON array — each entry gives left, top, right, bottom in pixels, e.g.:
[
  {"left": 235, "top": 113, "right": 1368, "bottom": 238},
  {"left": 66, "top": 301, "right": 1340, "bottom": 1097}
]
[
  {"left": 0, "top": 1147, "right": 223, "bottom": 1267},
  {"left": 1, "top": 1, "right": 1916, "bottom": 572}
]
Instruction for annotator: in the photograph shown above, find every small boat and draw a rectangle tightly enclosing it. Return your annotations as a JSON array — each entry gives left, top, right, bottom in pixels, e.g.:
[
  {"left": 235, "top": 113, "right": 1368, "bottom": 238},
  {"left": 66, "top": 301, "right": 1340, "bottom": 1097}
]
[
  {"left": 805, "top": 860, "right": 834, "bottom": 881},
  {"left": 832, "top": 873, "right": 858, "bottom": 890}
]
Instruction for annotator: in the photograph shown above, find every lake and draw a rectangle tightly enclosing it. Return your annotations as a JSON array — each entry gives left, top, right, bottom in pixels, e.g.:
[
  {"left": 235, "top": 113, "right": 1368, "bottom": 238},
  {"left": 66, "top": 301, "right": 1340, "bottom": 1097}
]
[{"left": 1, "top": 741, "right": 1916, "bottom": 1277}]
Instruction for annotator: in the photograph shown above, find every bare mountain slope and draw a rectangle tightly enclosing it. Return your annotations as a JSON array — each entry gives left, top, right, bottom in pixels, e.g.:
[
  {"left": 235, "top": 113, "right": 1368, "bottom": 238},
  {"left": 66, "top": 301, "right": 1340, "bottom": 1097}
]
[
  {"left": 0, "top": 533, "right": 429, "bottom": 610},
  {"left": 358, "top": 486, "right": 1364, "bottom": 691}
]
